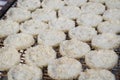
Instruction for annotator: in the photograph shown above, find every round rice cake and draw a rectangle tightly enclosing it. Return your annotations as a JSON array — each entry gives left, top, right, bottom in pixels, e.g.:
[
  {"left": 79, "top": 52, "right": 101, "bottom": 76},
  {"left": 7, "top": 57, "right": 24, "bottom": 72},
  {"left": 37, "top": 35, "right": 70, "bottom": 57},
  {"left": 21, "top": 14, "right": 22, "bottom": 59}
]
[
  {"left": 81, "top": 2, "right": 105, "bottom": 14},
  {"left": 105, "top": 0, "right": 120, "bottom": 9},
  {"left": 69, "top": 27, "right": 97, "bottom": 42},
  {"left": 60, "top": 39, "right": 90, "bottom": 58},
  {"left": 89, "top": 0, "right": 106, "bottom": 3},
  {"left": 91, "top": 33, "right": 120, "bottom": 49},
  {"left": 64, "top": 0, "right": 87, "bottom": 7},
  {"left": 97, "top": 21, "right": 120, "bottom": 34},
  {"left": 103, "top": 9, "right": 120, "bottom": 21},
  {"left": 42, "top": 0, "right": 64, "bottom": 10},
  {"left": 20, "top": 19, "right": 49, "bottom": 36},
  {"left": 49, "top": 17, "right": 75, "bottom": 32},
  {"left": 8, "top": 64, "right": 42, "bottom": 80},
  {"left": 77, "top": 13, "right": 102, "bottom": 27},
  {"left": 79, "top": 69, "right": 115, "bottom": 80},
  {"left": 4, "top": 33, "right": 35, "bottom": 50},
  {"left": 0, "top": 20, "right": 19, "bottom": 38},
  {"left": 0, "top": 47, "right": 20, "bottom": 71},
  {"left": 48, "top": 57, "right": 82, "bottom": 80},
  {"left": 25, "top": 45, "right": 56, "bottom": 68},
  {"left": 6, "top": 8, "right": 31, "bottom": 23},
  {"left": 17, "top": 0, "right": 41, "bottom": 11},
  {"left": 38, "top": 30, "right": 66, "bottom": 47},
  {"left": 32, "top": 8, "right": 56, "bottom": 23},
  {"left": 85, "top": 50, "right": 118, "bottom": 69},
  {"left": 58, "top": 6, "right": 81, "bottom": 20}
]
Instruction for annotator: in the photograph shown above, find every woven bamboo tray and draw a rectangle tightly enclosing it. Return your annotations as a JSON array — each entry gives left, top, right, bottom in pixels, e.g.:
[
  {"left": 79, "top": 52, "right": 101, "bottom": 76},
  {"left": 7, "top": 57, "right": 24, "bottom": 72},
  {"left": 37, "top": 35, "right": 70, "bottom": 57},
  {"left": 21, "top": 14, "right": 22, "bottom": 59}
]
[{"left": 0, "top": 0, "right": 120, "bottom": 80}]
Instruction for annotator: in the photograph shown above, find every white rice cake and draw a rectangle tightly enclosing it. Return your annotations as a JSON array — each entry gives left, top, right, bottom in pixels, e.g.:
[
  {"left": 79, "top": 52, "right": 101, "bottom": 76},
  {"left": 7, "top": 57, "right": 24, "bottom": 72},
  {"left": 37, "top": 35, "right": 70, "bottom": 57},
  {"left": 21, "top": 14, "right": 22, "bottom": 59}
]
[
  {"left": 42, "top": 0, "right": 64, "bottom": 10},
  {"left": 25, "top": 45, "right": 56, "bottom": 68},
  {"left": 92, "top": 33, "right": 120, "bottom": 49},
  {"left": 79, "top": 69, "right": 115, "bottom": 80},
  {"left": 6, "top": 8, "right": 31, "bottom": 23},
  {"left": 97, "top": 21, "right": 120, "bottom": 34},
  {"left": 4, "top": 33, "right": 35, "bottom": 50},
  {"left": 69, "top": 27, "right": 97, "bottom": 42},
  {"left": 49, "top": 17, "right": 75, "bottom": 32},
  {"left": 103, "top": 9, "right": 120, "bottom": 21},
  {"left": 0, "top": 47, "right": 20, "bottom": 71},
  {"left": 59, "top": 6, "right": 81, "bottom": 20},
  {"left": 77, "top": 13, "right": 102, "bottom": 27},
  {"left": 81, "top": 2, "right": 105, "bottom": 14},
  {"left": 20, "top": 19, "right": 49, "bottom": 36},
  {"left": 64, "top": 0, "right": 87, "bottom": 7},
  {"left": 38, "top": 30, "right": 66, "bottom": 47},
  {"left": 85, "top": 50, "right": 118, "bottom": 69},
  {"left": 48, "top": 57, "right": 82, "bottom": 80},
  {"left": 105, "top": 0, "right": 120, "bottom": 9},
  {"left": 32, "top": 8, "right": 57, "bottom": 23},
  {"left": 89, "top": 0, "right": 106, "bottom": 3},
  {"left": 17, "top": 0, "right": 41, "bottom": 11},
  {"left": 0, "top": 20, "right": 19, "bottom": 38},
  {"left": 60, "top": 39, "right": 90, "bottom": 58},
  {"left": 8, "top": 64, "right": 42, "bottom": 80}
]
